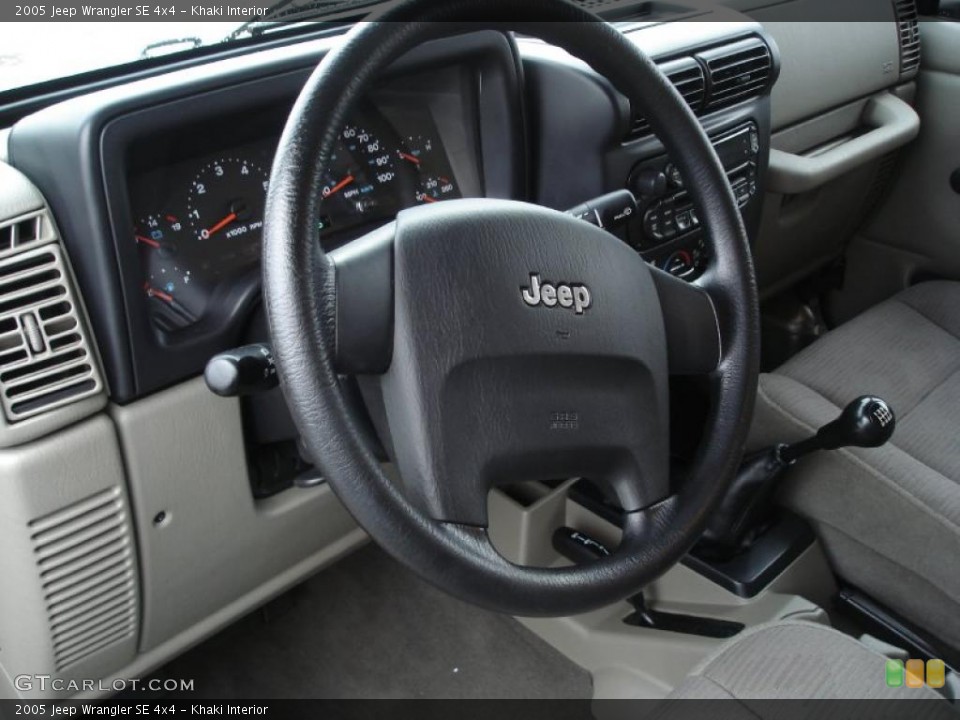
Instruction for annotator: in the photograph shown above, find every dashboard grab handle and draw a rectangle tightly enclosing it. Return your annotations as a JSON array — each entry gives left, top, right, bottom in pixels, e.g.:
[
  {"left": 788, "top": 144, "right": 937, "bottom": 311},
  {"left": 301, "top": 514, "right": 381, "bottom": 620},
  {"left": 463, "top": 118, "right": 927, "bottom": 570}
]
[{"left": 767, "top": 93, "right": 919, "bottom": 195}]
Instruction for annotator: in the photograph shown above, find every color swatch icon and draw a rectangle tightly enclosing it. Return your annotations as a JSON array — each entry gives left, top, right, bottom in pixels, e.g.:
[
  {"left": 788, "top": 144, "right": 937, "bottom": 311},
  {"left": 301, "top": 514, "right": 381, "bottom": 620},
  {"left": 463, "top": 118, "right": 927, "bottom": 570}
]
[
  {"left": 928, "top": 659, "right": 946, "bottom": 689},
  {"left": 886, "top": 659, "right": 904, "bottom": 687},
  {"left": 886, "top": 658, "right": 948, "bottom": 689},
  {"left": 906, "top": 659, "right": 925, "bottom": 688}
]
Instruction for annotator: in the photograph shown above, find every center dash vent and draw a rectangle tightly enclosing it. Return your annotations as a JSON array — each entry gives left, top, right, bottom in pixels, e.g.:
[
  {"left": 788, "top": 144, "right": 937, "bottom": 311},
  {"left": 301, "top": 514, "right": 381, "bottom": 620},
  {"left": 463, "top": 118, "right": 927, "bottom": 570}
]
[
  {"left": 0, "top": 244, "right": 102, "bottom": 422},
  {"left": 627, "top": 57, "right": 706, "bottom": 139},
  {"left": 699, "top": 37, "right": 774, "bottom": 112},
  {"left": 894, "top": 0, "right": 921, "bottom": 74},
  {"left": 29, "top": 487, "right": 137, "bottom": 671}
]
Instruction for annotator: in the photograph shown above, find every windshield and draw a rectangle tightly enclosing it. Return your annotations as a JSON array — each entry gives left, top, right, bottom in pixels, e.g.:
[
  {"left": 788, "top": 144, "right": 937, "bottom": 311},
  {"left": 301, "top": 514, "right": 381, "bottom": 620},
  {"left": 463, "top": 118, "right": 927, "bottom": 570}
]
[
  {"left": 0, "top": 23, "right": 259, "bottom": 94},
  {"left": 0, "top": 0, "right": 388, "bottom": 97}
]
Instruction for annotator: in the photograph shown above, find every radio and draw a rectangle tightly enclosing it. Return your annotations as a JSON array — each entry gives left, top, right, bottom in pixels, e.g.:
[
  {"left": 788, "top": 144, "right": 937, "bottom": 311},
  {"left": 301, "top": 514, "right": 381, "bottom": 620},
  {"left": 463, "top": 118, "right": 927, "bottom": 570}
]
[{"left": 627, "top": 121, "right": 761, "bottom": 279}]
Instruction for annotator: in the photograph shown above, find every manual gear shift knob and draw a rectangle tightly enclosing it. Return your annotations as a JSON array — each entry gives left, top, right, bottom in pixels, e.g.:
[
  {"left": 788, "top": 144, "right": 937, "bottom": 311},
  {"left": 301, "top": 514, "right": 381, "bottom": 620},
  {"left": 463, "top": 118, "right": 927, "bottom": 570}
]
[
  {"left": 817, "top": 396, "right": 896, "bottom": 449},
  {"left": 780, "top": 396, "right": 895, "bottom": 463}
]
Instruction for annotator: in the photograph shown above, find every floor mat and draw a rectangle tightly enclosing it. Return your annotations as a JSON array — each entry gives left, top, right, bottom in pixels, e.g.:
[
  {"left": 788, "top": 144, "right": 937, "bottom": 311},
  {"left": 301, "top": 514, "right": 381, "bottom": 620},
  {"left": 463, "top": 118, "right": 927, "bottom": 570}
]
[{"left": 151, "top": 544, "right": 594, "bottom": 699}]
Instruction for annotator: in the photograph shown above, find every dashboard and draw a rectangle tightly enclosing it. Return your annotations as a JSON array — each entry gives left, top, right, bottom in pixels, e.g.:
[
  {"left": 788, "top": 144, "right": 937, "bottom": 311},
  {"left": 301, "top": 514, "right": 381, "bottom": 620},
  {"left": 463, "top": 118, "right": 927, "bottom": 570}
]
[
  {"left": 127, "top": 67, "right": 478, "bottom": 332},
  {"left": 8, "top": 23, "right": 775, "bottom": 406},
  {"left": 8, "top": 31, "right": 525, "bottom": 401}
]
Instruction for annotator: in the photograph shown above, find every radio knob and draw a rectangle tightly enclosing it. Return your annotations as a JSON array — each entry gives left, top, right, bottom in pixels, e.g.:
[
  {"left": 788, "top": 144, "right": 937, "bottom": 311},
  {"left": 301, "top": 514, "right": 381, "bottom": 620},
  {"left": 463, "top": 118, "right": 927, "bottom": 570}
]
[
  {"left": 630, "top": 169, "right": 668, "bottom": 200},
  {"left": 664, "top": 163, "right": 684, "bottom": 188}
]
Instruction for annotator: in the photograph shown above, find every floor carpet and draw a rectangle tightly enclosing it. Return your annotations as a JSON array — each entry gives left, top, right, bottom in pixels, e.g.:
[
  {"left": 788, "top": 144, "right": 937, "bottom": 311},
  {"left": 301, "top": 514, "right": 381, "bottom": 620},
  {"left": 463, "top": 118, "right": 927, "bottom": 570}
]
[{"left": 148, "top": 544, "right": 594, "bottom": 699}]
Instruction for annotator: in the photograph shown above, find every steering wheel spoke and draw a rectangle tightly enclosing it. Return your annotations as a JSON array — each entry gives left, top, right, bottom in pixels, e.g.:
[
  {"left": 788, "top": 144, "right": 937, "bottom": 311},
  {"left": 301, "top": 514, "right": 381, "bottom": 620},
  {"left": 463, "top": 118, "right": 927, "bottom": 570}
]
[
  {"left": 329, "top": 223, "right": 396, "bottom": 375},
  {"left": 651, "top": 267, "right": 722, "bottom": 375}
]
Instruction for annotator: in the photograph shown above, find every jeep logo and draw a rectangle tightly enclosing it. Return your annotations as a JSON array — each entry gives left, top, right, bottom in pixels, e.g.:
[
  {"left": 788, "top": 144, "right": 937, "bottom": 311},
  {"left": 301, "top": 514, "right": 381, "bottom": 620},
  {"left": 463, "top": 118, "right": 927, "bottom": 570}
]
[{"left": 521, "top": 273, "right": 592, "bottom": 315}]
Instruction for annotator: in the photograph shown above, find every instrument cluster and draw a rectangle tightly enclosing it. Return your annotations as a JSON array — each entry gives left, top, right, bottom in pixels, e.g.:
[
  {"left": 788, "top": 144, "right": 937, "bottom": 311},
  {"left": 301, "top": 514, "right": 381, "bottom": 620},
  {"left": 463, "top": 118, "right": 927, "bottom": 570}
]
[{"left": 128, "top": 104, "right": 462, "bottom": 332}]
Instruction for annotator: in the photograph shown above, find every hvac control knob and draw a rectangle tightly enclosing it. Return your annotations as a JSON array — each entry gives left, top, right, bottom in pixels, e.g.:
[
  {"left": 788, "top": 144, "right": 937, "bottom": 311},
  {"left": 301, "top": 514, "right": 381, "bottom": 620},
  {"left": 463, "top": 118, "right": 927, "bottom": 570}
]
[{"left": 630, "top": 168, "right": 668, "bottom": 200}]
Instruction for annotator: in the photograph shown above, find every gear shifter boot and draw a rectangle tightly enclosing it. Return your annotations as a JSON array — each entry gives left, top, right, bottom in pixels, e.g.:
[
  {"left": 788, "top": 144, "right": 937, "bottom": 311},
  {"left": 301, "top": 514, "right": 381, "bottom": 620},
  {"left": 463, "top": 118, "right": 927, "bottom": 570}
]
[{"left": 701, "top": 396, "right": 896, "bottom": 556}]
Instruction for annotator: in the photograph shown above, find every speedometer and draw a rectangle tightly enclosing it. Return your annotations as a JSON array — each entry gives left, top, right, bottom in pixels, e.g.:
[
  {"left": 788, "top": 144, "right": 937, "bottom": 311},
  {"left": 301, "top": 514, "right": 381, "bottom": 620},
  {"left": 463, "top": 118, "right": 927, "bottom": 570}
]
[
  {"left": 343, "top": 124, "right": 398, "bottom": 188},
  {"left": 319, "top": 124, "right": 404, "bottom": 234}
]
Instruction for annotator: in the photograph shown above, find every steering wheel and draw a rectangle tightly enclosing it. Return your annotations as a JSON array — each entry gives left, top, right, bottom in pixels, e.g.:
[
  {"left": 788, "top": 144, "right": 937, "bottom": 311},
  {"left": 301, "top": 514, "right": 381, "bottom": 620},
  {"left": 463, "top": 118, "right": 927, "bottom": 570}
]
[{"left": 262, "top": 0, "right": 759, "bottom": 617}]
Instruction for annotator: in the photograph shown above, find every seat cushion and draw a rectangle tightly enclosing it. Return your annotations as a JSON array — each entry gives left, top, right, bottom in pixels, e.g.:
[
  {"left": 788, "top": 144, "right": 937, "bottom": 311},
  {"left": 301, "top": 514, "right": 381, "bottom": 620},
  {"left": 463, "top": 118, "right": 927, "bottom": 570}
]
[
  {"left": 667, "top": 621, "right": 949, "bottom": 708},
  {"left": 751, "top": 281, "right": 960, "bottom": 649}
]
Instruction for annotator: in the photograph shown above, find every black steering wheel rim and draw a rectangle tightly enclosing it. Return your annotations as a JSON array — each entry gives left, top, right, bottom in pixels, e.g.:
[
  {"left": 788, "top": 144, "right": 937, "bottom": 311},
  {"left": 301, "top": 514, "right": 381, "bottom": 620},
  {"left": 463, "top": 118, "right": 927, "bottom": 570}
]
[{"left": 262, "top": 0, "right": 760, "bottom": 617}]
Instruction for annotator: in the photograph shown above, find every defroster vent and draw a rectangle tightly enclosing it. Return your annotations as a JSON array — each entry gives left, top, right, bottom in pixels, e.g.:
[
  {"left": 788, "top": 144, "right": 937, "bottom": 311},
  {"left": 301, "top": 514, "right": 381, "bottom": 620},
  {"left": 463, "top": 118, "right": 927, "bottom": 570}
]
[
  {"left": 29, "top": 487, "right": 137, "bottom": 670},
  {"left": 0, "top": 242, "right": 102, "bottom": 422}
]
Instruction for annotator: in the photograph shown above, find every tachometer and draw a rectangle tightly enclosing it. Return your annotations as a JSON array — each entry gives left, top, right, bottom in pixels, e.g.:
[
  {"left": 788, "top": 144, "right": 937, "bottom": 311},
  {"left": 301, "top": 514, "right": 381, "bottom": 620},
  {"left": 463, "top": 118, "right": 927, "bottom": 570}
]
[{"left": 186, "top": 157, "right": 269, "bottom": 280}]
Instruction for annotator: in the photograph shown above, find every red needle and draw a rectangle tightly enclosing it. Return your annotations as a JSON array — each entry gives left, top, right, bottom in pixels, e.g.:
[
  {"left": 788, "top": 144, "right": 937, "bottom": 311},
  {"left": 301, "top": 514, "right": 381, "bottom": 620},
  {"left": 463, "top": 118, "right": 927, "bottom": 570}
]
[
  {"left": 204, "top": 212, "right": 238, "bottom": 238},
  {"left": 145, "top": 285, "right": 173, "bottom": 303},
  {"left": 136, "top": 234, "right": 161, "bottom": 248},
  {"left": 420, "top": 195, "right": 438, "bottom": 204},
  {"left": 324, "top": 175, "right": 355, "bottom": 198},
  {"left": 399, "top": 152, "right": 421, "bottom": 166}
]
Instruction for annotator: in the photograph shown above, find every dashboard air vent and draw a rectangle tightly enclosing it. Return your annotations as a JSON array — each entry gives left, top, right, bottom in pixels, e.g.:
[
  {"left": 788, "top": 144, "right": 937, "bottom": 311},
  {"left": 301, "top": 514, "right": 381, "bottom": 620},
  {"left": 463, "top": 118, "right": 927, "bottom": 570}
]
[
  {"left": 627, "top": 58, "right": 706, "bottom": 139},
  {"left": 0, "top": 210, "right": 55, "bottom": 258},
  {"left": 894, "top": 0, "right": 921, "bottom": 74},
  {"left": 700, "top": 38, "right": 774, "bottom": 112},
  {"left": 29, "top": 487, "right": 137, "bottom": 670},
  {"left": 0, "top": 244, "right": 102, "bottom": 422}
]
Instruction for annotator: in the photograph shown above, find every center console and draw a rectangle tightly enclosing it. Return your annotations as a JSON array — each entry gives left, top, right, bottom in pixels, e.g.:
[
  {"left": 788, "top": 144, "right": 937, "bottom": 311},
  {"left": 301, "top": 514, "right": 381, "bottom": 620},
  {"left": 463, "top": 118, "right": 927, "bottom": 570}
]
[
  {"left": 524, "top": 23, "right": 777, "bottom": 285},
  {"left": 629, "top": 121, "right": 763, "bottom": 279}
]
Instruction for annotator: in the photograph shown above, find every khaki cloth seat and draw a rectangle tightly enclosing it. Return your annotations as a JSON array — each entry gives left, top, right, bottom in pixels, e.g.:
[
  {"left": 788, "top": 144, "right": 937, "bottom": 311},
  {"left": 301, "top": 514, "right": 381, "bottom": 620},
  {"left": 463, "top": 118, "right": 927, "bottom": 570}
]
[{"left": 750, "top": 281, "right": 960, "bottom": 649}]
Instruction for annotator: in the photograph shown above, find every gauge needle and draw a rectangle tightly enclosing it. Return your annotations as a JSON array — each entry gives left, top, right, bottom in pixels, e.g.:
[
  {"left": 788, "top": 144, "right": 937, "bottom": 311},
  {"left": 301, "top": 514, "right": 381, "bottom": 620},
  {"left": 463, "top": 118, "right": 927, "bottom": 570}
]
[
  {"left": 420, "top": 195, "right": 438, "bottom": 204},
  {"left": 135, "top": 234, "right": 161, "bottom": 249},
  {"left": 144, "top": 284, "right": 173, "bottom": 303},
  {"left": 204, "top": 212, "right": 238, "bottom": 238},
  {"left": 399, "top": 152, "right": 421, "bottom": 166},
  {"left": 324, "top": 174, "right": 355, "bottom": 198}
]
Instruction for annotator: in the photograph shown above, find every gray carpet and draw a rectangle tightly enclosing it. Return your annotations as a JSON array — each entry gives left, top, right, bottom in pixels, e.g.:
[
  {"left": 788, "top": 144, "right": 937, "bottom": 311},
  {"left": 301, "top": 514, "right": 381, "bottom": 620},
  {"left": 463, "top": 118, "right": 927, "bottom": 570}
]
[{"left": 152, "top": 545, "right": 593, "bottom": 699}]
